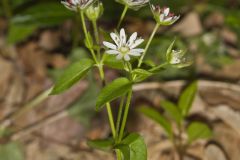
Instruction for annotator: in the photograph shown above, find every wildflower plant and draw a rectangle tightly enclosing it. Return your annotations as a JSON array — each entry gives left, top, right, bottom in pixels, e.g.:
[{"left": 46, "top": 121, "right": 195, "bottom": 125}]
[
  {"left": 139, "top": 82, "right": 212, "bottom": 159},
  {"left": 51, "top": 0, "right": 192, "bottom": 160}
]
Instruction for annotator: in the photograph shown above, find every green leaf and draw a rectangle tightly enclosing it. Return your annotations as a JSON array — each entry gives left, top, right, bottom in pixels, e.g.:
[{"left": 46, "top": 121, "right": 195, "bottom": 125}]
[
  {"left": 51, "top": 58, "right": 94, "bottom": 95},
  {"left": 138, "top": 106, "right": 172, "bottom": 138},
  {"left": 0, "top": 142, "right": 24, "bottom": 160},
  {"left": 7, "top": 24, "right": 37, "bottom": 44},
  {"left": 178, "top": 81, "right": 197, "bottom": 117},
  {"left": 87, "top": 138, "right": 114, "bottom": 151},
  {"left": 161, "top": 100, "right": 182, "bottom": 125},
  {"left": 116, "top": 133, "right": 147, "bottom": 160},
  {"left": 96, "top": 78, "right": 132, "bottom": 111},
  {"left": 103, "top": 54, "right": 124, "bottom": 70},
  {"left": 132, "top": 69, "right": 153, "bottom": 82},
  {"left": 166, "top": 39, "right": 176, "bottom": 63},
  {"left": 187, "top": 122, "right": 212, "bottom": 144},
  {"left": 11, "top": 2, "right": 74, "bottom": 26}
]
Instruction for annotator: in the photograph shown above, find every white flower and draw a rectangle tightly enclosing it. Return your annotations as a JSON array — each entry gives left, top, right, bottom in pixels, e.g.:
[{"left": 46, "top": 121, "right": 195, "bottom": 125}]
[
  {"left": 151, "top": 5, "right": 180, "bottom": 25},
  {"left": 169, "top": 50, "right": 184, "bottom": 64},
  {"left": 103, "top": 28, "right": 144, "bottom": 61},
  {"left": 116, "top": 0, "right": 149, "bottom": 10},
  {"left": 61, "top": 0, "right": 95, "bottom": 11}
]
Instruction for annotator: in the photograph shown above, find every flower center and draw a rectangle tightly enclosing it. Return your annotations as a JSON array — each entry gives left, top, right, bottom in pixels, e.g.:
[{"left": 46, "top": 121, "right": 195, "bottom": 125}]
[{"left": 119, "top": 46, "right": 130, "bottom": 55}]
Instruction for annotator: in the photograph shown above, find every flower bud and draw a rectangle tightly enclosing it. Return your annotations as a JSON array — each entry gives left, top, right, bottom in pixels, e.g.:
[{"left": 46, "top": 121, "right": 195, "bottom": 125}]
[
  {"left": 151, "top": 5, "right": 180, "bottom": 25},
  {"left": 116, "top": 0, "right": 149, "bottom": 10},
  {"left": 85, "top": 1, "right": 103, "bottom": 21}
]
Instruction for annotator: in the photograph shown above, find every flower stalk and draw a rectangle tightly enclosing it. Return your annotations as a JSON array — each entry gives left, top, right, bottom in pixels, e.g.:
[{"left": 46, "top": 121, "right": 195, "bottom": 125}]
[
  {"left": 138, "top": 23, "right": 160, "bottom": 67},
  {"left": 117, "top": 5, "right": 128, "bottom": 29}
]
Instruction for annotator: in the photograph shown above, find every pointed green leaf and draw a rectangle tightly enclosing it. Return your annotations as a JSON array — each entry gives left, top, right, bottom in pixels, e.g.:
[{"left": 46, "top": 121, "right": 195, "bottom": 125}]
[
  {"left": 51, "top": 58, "right": 94, "bottom": 95},
  {"left": 161, "top": 100, "right": 182, "bottom": 125},
  {"left": 187, "top": 122, "right": 212, "bottom": 144},
  {"left": 178, "top": 81, "right": 197, "bottom": 116},
  {"left": 132, "top": 69, "right": 153, "bottom": 82},
  {"left": 96, "top": 78, "right": 132, "bottom": 111},
  {"left": 87, "top": 138, "right": 114, "bottom": 151},
  {"left": 116, "top": 133, "right": 147, "bottom": 160},
  {"left": 138, "top": 107, "right": 172, "bottom": 138}
]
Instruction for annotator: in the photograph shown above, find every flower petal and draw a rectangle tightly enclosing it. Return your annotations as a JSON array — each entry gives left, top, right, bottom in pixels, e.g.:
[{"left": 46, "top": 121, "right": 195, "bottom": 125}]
[
  {"left": 120, "top": 28, "right": 126, "bottom": 44},
  {"left": 131, "top": 48, "right": 145, "bottom": 53},
  {"left": 106, "top": 50, "right": 120, "bottom": 55},
  {"left": 128, "top": 52, "right": 141, "bottom": 56},
  {"left": 116, "top": 54, "right": 123, "bottom": 60},
  {"left": 164, "top": 8, "right": 170, "bottom": 16},
  {"left": 124, "top": 55, "right": 131, "bottom": 61},
  {"left": 127, "top": 32, "right": 137, "bottom": 47},
  {"left": 160, "top": 14, "right": 165, "bottom": 21},
  {"left": 110, "top": 32, "right": 121, "bottom": 47},
  {"left": 164, "top": 17, "right": 173, "bottom": 22},
  {"left": 103, "top": 41, "right": 117, "bottom": 50},
  {"left": 130, "top": 38, "right": 144, "bottom": 49}
]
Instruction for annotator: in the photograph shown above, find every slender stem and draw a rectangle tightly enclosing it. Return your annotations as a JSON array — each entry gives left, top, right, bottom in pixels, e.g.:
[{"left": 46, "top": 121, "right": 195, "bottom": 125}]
[
  {"left": 117, "top": 5, "right": 128, "bottom": 29},
  {"left": 138, "top": 23, "right": 160, "bottom": 67},
  {"left": 2, "top": 0, "right": 12, "bottom": 19},
  {"left": 116, "top": 150, "right": 122, "bottom": 160},
  {"left": 99, "top": 66, "right": 116, "bottom": 138},
  {"left": 116, "top": 97, "right": 125, "bottom": 138},
  {"left": 118, "top": 90, "right": 132, "bottom": 142},
  {"left": 106, "top": 103, "right": 116, "bottom": 138},
  {"left": 80, "top": 11, "right": 98, "bottom": 63},
  {"left": 92, "top": 20, "right": 101, "bottom": 59}
]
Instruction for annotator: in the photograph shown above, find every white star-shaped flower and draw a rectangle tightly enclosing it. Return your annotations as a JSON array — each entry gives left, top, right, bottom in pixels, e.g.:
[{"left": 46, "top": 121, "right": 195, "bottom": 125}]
[
  {"left": 61, "top": 0, "right": 95, "bottom": 11},
  {"left": 103, "top": 28, "right": 144, "bottom": 61},
  {"left": 116, "top": 0, "right": 149, "bottom": 10},
  {"left": 151, "top": 5, "right": 180, "bottom": 25}
]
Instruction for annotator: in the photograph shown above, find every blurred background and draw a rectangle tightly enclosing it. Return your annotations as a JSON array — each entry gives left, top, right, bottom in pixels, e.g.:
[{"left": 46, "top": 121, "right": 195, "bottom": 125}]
[{"left": 0, "top": 0, "right": 239, "bottom": 160}]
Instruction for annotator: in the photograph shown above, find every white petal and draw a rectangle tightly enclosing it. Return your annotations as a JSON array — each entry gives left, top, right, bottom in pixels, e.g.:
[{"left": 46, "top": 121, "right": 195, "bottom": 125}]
[
  {"left": 131, "top": 48, "right": 145, "bottom": 53},
  {"left": 120, "top": 28, "right": 126, "bottom": 44},
  {"left": 116, "top": 54, "right": 123, "bottom": 60},
  {"left": 160, "top": 14, "right": 165, "bottom": 21},
  {"left": 106, "top": 50, "right": 120, "bottom": 55},
  {"left": 110, "top": 33, "right": 121, "bottom": 47},
  {"left": 103, "top": 41, "right": 117, "bottom": 50},
  {"left": 164, "top": 8, "right": 170, "bottom": 16},
  {"left": 164, "top": 17, "right": 173, "bottom": 22},
  {"left": 130, "top": 39, "right": 144, "bottom": 49},
  {"left": 124, "top": 55, "right": 130, "bottom": 61},
  {"left": 127, "top": 32, "right": 137, "bottom": 47},
  {"left": 128, "top": 52, "right": 141, "bottom": 56}
]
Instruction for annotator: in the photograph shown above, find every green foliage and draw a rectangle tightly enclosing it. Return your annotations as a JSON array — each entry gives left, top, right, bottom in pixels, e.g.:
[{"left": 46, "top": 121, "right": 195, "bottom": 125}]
[
  {"left": 161, "top": 100, "right": 182, "bottom": 126},
  {"left": 96, "top": 78, "right": 133, "bottom": 111},
  {"left": 7, "top": 24, "right": 37, "bottom": 44},
  {"left": 138, "top": 106, "right": 172, "bottom": 138},
  {"left": 115, "top": 133, "right": 147, "bottom": 160},
  {"left": 11, "top": 2, "right": 74, "bottom": 26},
  {"left": 178, "top": 81, "right": 197, "bottom": 117},
  {"left": 132, "top": 69, "right": 153, "bottom": 82},
  {"left": 187, "top": 122, "right": 212, "bottom": 143},
  {"left": 87, "top": 138, "right": 114, "bottom": 151},
  {"left": 51, "top": 58, "right": 94, "bottom": 95},
  {"left": 0, "top": 142, "right": 24, "bottom": 160}
]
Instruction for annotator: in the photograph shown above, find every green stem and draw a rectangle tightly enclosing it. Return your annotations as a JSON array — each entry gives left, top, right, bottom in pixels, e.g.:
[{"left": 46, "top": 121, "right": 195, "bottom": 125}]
[
  {"left": 117, "top": 5, "right": 128, "bottom": 29},
  {"left": 118, "top": 90, "right": 132, "bottom": 142},
  {"left": 2, "top": 0, "right": 12, "bottom": 19},
  {"left": 92, "top": 20, "right": 101, "bottom": 59},
  {"left": 116, "top": 97, "right": 125, "bottom": 138},
  {"left": 99, "top": 66, "right": 116, "bottom": 138},
  {"left": 138, "top": 23, "right": 160, "bottom": 67},
  {"left": 116, "top": 150, "right": 122, "bottom": 160},
  {"left": 80, "top": 11, "right": 98, "bottom": 63}
]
